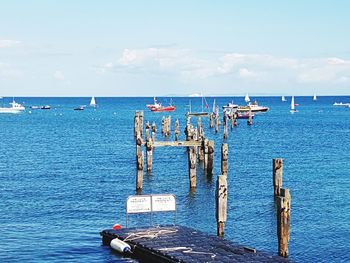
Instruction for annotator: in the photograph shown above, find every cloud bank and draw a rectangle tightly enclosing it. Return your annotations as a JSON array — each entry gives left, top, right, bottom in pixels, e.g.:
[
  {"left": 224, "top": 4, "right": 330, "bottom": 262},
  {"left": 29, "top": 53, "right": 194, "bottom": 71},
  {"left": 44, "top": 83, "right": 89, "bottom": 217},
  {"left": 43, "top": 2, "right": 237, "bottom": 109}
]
[{"left": 98, "top": 48, "right": 350, "bottom": 86}]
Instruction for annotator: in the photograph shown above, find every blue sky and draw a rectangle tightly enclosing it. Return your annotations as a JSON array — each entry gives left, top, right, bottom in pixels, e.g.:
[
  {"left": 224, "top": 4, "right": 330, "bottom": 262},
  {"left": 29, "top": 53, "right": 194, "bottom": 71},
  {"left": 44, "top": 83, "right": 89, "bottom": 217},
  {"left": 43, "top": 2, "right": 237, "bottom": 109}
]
[{"left": 0, "top": 0, "right": 349, "bottom": 96}]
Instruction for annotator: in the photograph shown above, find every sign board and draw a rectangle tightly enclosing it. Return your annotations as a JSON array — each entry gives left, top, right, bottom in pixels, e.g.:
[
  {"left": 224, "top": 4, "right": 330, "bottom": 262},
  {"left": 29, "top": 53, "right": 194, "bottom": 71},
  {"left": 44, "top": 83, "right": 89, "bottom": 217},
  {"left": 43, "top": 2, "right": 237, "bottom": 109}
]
[
  {"left": 152, "top": 194, "right": 176, "bottom": 212},
  {"left": 126, "top": 196, "right": 151, "bottom": 214}
]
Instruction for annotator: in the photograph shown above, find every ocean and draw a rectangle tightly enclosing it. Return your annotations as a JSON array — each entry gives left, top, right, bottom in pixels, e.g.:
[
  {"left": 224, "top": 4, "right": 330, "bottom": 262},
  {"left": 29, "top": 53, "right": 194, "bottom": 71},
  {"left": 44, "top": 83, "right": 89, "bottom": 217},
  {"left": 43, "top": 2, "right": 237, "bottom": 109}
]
[{"left": 0, "top": 96, "right": 349, "bottom": 262}]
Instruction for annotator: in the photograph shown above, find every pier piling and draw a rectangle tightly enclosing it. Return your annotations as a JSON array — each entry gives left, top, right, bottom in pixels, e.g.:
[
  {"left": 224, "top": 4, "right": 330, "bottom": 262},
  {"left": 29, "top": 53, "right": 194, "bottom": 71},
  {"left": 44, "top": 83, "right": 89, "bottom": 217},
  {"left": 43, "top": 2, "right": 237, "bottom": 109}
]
[
  {"left": 273, "top": 158, "right": 283, "bottom": 197},
  {"left": 216, "top": 174, "right": 228, "bottom": 237},
  {"left": 188, "top": 147, "right": 197, "bottom": 188},
  {"left": 277, "top": 188, "right": 291, "bottom": 258},
  {"left": 221, "top": 143, "right": 228, "bottom": 176}
]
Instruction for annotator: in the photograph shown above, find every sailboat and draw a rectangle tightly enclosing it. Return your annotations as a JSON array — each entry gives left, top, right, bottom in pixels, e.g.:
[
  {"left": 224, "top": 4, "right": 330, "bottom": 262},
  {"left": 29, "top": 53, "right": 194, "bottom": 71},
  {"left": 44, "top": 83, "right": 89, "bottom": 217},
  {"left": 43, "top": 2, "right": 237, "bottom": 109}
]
[
  {"left": 313, "top": 94, "right": 317, "bottom": 101},
  {"left": 290, "top": 96, "right": 298, "bottom": 113},
  {"left": 244, "top": 93, "right": 250, "bottom": 103},
  {"left": 90, "top": 96, "right": 96, "bottom": 107},
  {"left": 282, "top": 96, "right": 287, "bottom": 102}
]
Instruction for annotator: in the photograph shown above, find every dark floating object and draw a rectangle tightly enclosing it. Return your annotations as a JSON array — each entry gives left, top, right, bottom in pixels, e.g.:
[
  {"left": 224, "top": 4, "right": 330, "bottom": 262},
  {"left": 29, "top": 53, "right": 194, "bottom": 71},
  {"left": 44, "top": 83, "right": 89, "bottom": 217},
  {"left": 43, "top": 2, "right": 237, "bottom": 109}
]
[{"left": 74, "top": 106, "right": 85, "bottom": 111}]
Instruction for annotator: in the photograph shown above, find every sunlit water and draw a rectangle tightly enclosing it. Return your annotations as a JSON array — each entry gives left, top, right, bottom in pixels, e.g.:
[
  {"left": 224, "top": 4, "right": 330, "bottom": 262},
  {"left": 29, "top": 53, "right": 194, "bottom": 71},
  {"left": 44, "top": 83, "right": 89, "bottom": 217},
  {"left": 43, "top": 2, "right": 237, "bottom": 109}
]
[{"left": 0, "top": 96, "right": 349, "bottom": 262}]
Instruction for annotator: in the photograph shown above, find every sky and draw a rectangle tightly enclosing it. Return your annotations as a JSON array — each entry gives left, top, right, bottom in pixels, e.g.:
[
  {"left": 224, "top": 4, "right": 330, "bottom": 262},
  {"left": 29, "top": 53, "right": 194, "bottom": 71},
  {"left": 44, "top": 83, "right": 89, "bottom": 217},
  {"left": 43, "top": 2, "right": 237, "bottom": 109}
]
[{"left": 0, "top": 0, "right": 350, "bottom": 97}]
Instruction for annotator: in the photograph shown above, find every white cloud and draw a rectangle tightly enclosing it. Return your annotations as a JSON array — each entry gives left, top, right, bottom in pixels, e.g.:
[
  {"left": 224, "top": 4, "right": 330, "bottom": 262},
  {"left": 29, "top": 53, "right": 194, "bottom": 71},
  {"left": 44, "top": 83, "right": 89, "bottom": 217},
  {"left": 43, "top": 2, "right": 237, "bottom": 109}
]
[
  {"left": 99, "top": 48, "right": 350, "bottom": 86},
  {"left": 239, "top": 68, "right": 255, "bottom": 78},
  {"left": 54, "top": 70, "right": 65, "bottom": 80},
  {"left": 0, "top": 39, "right": 21, "bottom": 48}
]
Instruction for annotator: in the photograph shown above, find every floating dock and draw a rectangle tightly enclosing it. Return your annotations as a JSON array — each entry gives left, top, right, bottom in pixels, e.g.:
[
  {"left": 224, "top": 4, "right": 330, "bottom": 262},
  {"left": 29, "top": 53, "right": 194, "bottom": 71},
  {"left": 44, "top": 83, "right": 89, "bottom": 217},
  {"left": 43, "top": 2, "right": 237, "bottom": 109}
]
[{"left": 101, "top": 225, "right": 290, "bottom": 262}]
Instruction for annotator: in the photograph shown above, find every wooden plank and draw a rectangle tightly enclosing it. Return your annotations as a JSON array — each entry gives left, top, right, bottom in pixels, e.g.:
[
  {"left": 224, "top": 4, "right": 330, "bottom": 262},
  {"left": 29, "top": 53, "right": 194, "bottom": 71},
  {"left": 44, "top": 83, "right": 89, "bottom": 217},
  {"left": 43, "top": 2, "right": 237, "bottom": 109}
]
[{"left": 152, "top": 141, "right": 201, "bottom": 147}]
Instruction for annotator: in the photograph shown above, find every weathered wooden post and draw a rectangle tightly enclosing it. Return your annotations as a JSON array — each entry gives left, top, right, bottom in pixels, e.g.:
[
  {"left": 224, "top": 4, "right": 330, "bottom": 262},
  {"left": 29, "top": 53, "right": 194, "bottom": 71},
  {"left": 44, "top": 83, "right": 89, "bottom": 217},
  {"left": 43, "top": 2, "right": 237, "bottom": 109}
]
[
  {"left": 136, "top": 151, "right": 144, "bottom": 191},
  {"left": 221, "top": 143, "right": 228, "bottom": 176},
  {"left": 174, "top": 118, "right": 180, "bottom": 141},
  {"left": 273, "top": 158, "right": 283, "bottom": 197},
  {"left": 215, "top": 113, "right": 219, "bottom": 133},
  {"left": 197, "top": 118, "right": 204, "bottom": 161},
  {"left": 210, "top": 113, "right": 214, "bottom": 128},
  {"left": 277, "top": 188, "right": 291, "bottom": 258},
  {"left": 145, "top": 121, "right": 150, "bottom": 142},
  {"left": 161, "top": 116, "right": 165, "bottom": 135},
  {"left": 139, "top": 111, "right": 144, "bottom": 136},
  {"left": 247, "top": 110, "right": 253, "bottom": 125},
  {"left": 216, "top": 174, "right": 227, "bottom": 237},
  {"left": 134, "top": 111, "right": 140, "bottom": 138},
  {"left": 146, "top": 138, "right": 153, "bottom": 173},
  {"left": 151, "top": 122, "right": 156, "bottom": 142},
  {"left": 166, "top": 116, "right": 171, "bottom": 137},
  {"left": 188, "top": 147, "right": 197, "bottom": 188},
  {"left": 203, "top": 139, "right": 209, "bottom": 170},
  {"left": 207, "top": 140, "right": 214, "bottom": 175},
  {"left": 223, "top": 112, "right": 228, "bottom": 139},
  {"left": 230, "top": 112, "right": 235, "bottom": 129}
]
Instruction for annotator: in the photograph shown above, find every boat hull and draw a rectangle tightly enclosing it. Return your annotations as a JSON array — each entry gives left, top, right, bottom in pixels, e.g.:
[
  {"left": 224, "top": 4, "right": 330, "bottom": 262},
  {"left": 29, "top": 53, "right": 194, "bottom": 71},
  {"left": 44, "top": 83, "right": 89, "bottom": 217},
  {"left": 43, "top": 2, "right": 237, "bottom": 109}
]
[{"left": 151, "top": 106, "right": 176, "bottom": 112}]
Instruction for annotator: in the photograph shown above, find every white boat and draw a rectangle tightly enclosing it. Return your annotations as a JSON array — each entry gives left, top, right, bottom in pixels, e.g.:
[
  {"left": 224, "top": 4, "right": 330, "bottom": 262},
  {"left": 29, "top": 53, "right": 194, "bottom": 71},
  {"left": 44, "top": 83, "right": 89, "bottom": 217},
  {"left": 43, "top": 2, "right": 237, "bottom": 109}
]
[
  {"left": 244, "top": 93, "right": 250, "bottom": 103},
  {"left": 90, "top": 96, "right": 96, "bottom": 107},
  {"left": 282, "top": 96, "right": 287, "bottom": 102},
  {"left": 0, "top": 99, "right": 25, "bottom": 113},
  {"left": 290, "top": 96, "right": 298, "bottom": 113},
  {"left": 238, "top": 100, "right": 269, "bottom": 113},
  {"left": 222, "top": 102, "right": 239, "bottom": 115},
  {"left": 333, "top": 102, "right": 350, "bottom": 107},
  {"left": 313, "top": 94, "right": 317, "bottom": 101}
]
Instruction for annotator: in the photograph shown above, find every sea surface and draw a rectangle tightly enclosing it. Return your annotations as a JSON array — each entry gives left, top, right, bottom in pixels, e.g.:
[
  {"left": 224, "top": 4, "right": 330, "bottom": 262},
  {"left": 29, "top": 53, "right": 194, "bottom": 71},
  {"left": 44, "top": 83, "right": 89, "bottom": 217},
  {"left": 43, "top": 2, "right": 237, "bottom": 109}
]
[{"left": 0, "top": 96, "right": 349, "bottom": 263}]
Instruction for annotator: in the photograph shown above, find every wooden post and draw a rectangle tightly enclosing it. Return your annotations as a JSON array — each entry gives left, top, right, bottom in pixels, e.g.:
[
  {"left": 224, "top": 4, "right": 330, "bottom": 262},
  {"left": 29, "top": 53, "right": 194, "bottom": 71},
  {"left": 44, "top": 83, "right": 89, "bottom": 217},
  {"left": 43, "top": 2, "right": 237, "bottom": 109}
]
[
  {"left": 216, "top": 174, "right": 227, "bottom": 237},
  {"left": 146, "top": 138, "right": 153, "bottom": 173},
  {"left": 134, "top": 111, "right": 140, "bottom": 138},
  {"left": 223, "top": 112, "right": 228, "bottom": 139},
  {"left": 145, "top": 122, "right": 150, "bottom": 142},
  {"left": 203, "top": 139, "right": 209, "bottom": 170},
  {"left": 139, "top": 111, "right": 144, "bottom": 136},
  {"left": 273, "top": 158, "right": 283, "bottom": 197},
  {"left": 166, "top": 116, "right": 171, "bottom": 137},
  {"left": 161, "top": 116, "right": 165, "bottom": 135},
  {"left": 230, "top": 112, "right": 235, "bottom": 129},
  {"left": 247, "top": 110, "right": 253, "bottom": 125},
  {"left": 221, "top": 143, "right": 228, "bottom": 176},
  {"left": 136, "top": 151, "right": 144, "bottom": 191},
  {"left": 188, "top": 147, "right": 197, "bottom": 188},
  {"left": 151, "top": 122, "right": 156, "bottom": 142},
  {"left": 210, "top": 113, "right": 214, "bottom": 128},
  {"left": 175, "top": 118, "right": 180, "bottom": 141},
  {"left": 215, "top": 113, "right": 219, "bottom": 133},
  {"left": 277, "top": 188, "right": 291, "bottom": 258},
  {"left": 207, "top": 140, "right": 214, "bottom": 175}
]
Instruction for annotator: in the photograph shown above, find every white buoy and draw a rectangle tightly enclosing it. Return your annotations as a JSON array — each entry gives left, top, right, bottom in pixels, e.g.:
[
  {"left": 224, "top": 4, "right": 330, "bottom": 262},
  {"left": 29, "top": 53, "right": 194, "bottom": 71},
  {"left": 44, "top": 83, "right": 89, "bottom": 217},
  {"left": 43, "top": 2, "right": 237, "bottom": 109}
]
[{"left": 110, "top": 238, "right": 131, "bottom": 253}]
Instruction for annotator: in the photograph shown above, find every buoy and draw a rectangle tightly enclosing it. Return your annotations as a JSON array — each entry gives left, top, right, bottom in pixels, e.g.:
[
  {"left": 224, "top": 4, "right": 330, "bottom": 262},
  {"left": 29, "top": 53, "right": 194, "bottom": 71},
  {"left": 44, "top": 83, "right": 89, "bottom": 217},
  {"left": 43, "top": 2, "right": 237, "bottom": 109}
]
[
  {"left": 112, "top": 224, "right": 122, "bottom": 230},
  {"left": 110, "top": 238, "right": 131, "bottom": 254}
]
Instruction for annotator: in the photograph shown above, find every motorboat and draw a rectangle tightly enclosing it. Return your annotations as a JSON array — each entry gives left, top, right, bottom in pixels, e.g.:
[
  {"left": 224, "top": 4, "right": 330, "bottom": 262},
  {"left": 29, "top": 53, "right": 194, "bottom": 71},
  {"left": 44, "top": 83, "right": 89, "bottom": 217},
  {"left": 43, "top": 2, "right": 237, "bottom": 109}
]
[
  {"left": 333, "top": 102, "right": 350, "bottom": 107},
  {"left": 0, "top": 99, "right": 25, "bottom": 114},
  {"left": 237, "top": 101, "right": 269, "bottom": 113},
  {"left": 147, "top": 97, "right": 176, "bottom": 112},
  {"left": 74, "top": 106, "right": 85, "bottom": 111},
  {"left": 41, "top": 105, "right": 51, "bottom": 110},
  {"left": 222, "top": 102, "right": 239, "bottom": 115}
]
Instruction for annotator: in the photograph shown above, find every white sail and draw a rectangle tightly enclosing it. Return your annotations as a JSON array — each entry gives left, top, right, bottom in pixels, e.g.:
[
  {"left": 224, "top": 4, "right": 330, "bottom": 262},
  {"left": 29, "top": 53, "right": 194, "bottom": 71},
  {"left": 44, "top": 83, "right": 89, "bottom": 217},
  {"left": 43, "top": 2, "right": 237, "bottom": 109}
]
[
  {"left": 291, "top": 96, "right": 295, "bottom": 111},
  {"left": 313, "top": 94, "right": 317, "bottom": 101},
  {"left": 90, "top": 96, "right": 96, "bottom": 107},
  {"left": 282, "top": 95, "right": 286, "bottom": 102},
  {"left": 244, "top": 93, "right": 250, "bottom": 103}
]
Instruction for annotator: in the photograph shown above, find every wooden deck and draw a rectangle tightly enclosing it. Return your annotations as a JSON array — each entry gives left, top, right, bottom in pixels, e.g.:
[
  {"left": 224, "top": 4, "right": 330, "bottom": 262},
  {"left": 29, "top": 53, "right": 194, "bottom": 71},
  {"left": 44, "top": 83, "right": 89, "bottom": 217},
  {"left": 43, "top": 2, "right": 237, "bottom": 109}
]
[{"left": 101, "top": 225, "right": 290, "bottom": 263}]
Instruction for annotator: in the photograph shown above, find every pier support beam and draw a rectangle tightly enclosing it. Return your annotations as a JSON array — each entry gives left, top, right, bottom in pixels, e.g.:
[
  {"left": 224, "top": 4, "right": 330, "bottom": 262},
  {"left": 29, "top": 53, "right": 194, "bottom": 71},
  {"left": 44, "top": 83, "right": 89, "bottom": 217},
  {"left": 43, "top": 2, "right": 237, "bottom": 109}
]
[
  {"left": 188, "top": 147, "right": 197, "bottom": 188},
  {"left": 277, "top": 188, "right": 291, "bottom": 258},
  {"left": 221, "top": 143, "right": 228, "bottom": 176},
  {"left": 223, "top": 112, "right": 228, "bottom": 139},
  {"left": 136, "top": 151, "right": 144, "bottom": 191},
  {"left": 247, "top": 110, "right": 253, "bottom": 126},
  {"left": 207, "top": 140, "right": 214, "bottom": 175},
  {"left": 216, "top": 174, "right": 228, "bottom": 237},
  {"left": 146, "top": 138, "right": 153, "bottom": 173},
  {"left": 174, "top": 118, "right": 180, "bottom": 141},
  {"left": 273, "top": 158, "right": 283, "bottom": 197}
]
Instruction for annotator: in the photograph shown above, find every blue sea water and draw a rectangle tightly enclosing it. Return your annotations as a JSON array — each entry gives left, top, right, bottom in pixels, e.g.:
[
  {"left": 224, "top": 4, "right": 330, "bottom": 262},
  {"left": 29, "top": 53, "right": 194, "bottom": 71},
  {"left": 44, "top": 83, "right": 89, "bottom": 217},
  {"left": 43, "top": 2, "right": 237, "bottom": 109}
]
[{"left": 0, "top": 96, "right": 349, "bottom": 263}]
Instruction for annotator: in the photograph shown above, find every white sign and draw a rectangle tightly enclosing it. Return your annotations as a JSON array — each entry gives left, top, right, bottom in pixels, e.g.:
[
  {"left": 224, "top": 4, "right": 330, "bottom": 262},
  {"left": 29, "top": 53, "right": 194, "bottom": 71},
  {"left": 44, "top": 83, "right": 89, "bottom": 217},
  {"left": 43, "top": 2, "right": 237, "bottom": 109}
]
[
  {"left": 126, "top": 196, "right": 151, "bottom": 214},
  {"left": 152, "top": 194, "right": 176, "bottom": 212}
]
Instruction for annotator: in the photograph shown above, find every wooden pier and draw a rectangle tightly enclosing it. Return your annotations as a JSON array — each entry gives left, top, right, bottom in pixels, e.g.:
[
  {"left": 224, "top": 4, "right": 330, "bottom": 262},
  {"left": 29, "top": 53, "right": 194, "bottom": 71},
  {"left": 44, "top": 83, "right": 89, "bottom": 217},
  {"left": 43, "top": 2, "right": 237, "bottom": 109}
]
[{"left": 101, "top": 226, "right": 290, "bottom": 263}]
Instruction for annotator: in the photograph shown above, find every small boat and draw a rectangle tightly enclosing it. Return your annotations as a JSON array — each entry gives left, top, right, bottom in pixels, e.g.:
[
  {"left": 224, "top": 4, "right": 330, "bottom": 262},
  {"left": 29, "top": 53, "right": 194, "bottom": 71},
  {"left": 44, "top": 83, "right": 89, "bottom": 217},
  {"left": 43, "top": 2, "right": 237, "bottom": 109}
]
[
  {"left": 290, "top": 96, "right": 298, "bottom": 113},
  {"left": 74, "top": 106, "right": 85, "bottom": 111},
  {"left": 90, "top": 96, "right": 96, "bottom": 107},
  {"left": 41, "top": 105, "right": 51, "bottom": 110},
  {"left": 313, "top": 94, "right": 317, "bottom": 101},
  {"left": 333, "top": 102, "right": 350, "bottom": 107},
  {"left": 0, "top": 99, "right": 25, "bottom": 114},
  {"left": 147, "top": 97, "right": 176, "bottom": 112},
  {"left": 150, "top": 105, "right": 176, "bottom": 112},
  {"left": 30, "top": 105, "right": 40, "bottom": 109},
  {"left": 282, "top": 96, "right": 287, "bottom": 102},
  {"left": 237, "top": 101, "right": 269, "bottom": 113},
  {"left": 244, "top": 93, "right": 250, "bottom": 103}
]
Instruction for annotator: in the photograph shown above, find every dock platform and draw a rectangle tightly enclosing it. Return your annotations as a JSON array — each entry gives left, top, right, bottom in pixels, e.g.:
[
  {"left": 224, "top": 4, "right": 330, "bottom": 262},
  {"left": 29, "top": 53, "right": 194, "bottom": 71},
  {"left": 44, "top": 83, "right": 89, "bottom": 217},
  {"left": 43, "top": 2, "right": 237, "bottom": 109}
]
[{"left": 101, "top": 225, "right": 290, "bottom": 262}]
